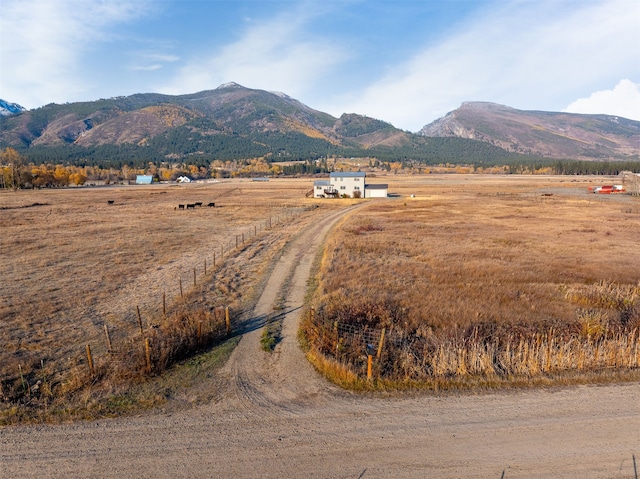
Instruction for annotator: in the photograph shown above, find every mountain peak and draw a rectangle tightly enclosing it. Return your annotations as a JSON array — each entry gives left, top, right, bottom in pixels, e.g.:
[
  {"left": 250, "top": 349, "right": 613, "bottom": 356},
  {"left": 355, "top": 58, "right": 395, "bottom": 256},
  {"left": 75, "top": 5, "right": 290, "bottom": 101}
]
[
  {"left": 459, "top": 101, "right": 515, "bottom": 111},
  {"left": 216, "top": 82, "right": 244, "bottom": 90},
  {"left": 0, "top": 99, "right": 26, "bottom": 116},
  {"left": 419, "top": 102, "right": 640, "bottom": 160}
]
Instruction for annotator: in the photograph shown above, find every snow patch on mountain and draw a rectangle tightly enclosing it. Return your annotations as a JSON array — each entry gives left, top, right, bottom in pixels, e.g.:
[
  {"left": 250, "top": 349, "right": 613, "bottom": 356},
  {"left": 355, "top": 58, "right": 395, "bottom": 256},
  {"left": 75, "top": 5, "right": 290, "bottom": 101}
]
[{"left": 0, "top": 99, "right": 26, "bottom": 116}]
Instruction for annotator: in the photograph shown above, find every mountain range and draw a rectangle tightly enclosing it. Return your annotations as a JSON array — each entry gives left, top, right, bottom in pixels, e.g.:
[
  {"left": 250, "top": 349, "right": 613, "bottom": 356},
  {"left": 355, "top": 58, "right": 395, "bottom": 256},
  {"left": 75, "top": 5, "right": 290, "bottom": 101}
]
[
  {"left": 1, "top": 83, "right": 639, "bottom": 166},
  {"left": 420, "top": 101, "right": 640, "bottom": 161}
]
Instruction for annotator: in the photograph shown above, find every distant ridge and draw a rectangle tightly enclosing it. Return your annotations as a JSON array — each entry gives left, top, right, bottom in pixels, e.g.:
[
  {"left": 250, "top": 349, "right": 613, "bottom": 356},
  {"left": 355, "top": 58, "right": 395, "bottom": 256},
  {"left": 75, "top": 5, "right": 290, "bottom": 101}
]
[
  {"left": 419, "top": 102, "right": 640, "bottom": 160},
  {"left": 0, "top": 85, "right": 638, "bottom": 164}
]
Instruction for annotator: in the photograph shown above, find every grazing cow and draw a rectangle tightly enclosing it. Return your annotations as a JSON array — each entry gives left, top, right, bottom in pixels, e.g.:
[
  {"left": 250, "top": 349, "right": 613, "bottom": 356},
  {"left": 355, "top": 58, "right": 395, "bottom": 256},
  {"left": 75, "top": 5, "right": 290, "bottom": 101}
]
[
  {"left": 186, "top": 204, "right": 196, "bottom": 209},
  {"left": 195, "top": 202, "right": 203, "bottom": 207},
  {"left": 178, "top": 204, "right": 185, "bottom": 209},
  {"left": 107, "top": 200, "right": 115, "bottom": 205},
  {"left": 207, "top": 202, "right": 215, "bottom": 207}
]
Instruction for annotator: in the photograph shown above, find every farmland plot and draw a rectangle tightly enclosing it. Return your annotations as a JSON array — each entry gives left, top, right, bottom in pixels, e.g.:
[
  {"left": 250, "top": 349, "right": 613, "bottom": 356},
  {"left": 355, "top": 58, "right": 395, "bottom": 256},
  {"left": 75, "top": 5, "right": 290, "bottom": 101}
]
[
  {"left": 306, "top": 175, "right": 640, "bottom": 387},
  {"left": 0, "top": 178, "right": 327, "bottom": 414}
]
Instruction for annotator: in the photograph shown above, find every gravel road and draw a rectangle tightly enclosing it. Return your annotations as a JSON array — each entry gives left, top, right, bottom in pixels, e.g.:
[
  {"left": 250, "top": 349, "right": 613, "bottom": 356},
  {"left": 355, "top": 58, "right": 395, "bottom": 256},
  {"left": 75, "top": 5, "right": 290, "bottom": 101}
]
[{"left": 1, "top": 204, "right": 639, "bottom": 479}]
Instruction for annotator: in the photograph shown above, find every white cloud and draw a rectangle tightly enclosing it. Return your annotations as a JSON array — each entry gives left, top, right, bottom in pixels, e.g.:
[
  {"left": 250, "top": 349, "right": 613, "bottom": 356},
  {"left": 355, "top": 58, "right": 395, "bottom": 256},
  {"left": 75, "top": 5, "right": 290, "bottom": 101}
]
[
  {"left": 564, "top": 80, "right": 640, "bottom": 121},
  {"left": 321, "top": 0, "right": 640, "bottom": 131},
  {"left": 158, "top": 6, "right": 349, "bottom": 99},
  {"left": 129, "top": 53, "right": 180, "bottom": 72},
  {"left": 0, "top": 0, "right": 152, "bottom": 108}
]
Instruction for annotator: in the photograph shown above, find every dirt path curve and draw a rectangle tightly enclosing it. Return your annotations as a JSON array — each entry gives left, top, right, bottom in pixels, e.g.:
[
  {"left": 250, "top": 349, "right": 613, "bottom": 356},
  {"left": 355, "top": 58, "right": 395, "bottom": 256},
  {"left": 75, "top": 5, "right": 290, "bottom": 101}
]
[{"left": 1, "top": 204, "right": 639, "bottom": 479}]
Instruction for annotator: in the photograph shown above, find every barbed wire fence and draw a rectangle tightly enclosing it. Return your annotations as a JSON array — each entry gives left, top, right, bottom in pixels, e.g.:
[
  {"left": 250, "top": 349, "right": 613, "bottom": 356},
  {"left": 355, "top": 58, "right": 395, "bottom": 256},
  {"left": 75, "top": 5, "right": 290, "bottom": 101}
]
[
  {"left": 1, "top": 205, "right": 310, "bottom": 405},
  {"left": 305, "top": 307, "right": 640, "bottom": 382}
]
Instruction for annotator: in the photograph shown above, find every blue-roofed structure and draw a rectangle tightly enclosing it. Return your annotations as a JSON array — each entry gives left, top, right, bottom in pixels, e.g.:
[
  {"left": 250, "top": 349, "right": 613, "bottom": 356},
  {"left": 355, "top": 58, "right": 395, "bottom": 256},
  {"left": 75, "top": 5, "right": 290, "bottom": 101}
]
[
  {"left": 329, "top": 171, "right": 366, "bottom": 179},
  {"left": 136, "top": 175, "right": 153, "bottom": 185}
]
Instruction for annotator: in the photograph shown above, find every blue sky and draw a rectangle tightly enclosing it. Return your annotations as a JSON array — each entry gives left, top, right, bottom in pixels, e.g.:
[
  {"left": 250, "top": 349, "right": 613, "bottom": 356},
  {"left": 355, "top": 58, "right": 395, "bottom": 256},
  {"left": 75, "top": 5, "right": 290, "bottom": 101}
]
[{"left": 1, "top": 0, "right": 639, "bottom": 131}]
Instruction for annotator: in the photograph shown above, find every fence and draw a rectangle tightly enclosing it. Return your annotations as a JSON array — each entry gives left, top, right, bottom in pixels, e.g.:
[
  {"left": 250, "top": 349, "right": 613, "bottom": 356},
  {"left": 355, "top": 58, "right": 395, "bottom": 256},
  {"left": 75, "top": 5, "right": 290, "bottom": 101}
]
[
  {"left": 306, "top": 309, "right": 640, "bottom": 382},
  {"left": 1, "top": 206, "right": 309, "bottom": 405}
]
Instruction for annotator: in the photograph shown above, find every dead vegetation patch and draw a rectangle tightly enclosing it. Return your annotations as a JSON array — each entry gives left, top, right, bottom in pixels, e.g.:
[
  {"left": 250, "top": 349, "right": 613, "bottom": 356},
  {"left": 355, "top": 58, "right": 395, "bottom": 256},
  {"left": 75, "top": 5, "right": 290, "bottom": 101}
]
[
  {"left": 0, "top": 179, "right": 331, "bottom": 423},
  {"left": 303, "top": 178, "right": 640, "bottom": 389}
]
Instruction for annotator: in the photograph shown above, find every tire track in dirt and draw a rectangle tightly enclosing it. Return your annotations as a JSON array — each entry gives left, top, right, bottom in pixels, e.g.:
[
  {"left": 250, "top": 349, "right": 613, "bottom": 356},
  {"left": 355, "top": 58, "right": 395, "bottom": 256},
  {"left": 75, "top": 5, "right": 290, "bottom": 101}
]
[
  {"left": 218, "top": 204, "right": 361, "bottom": 418},
  {"left": 1, "top": 203, "right": 639, "bottom": 478}
]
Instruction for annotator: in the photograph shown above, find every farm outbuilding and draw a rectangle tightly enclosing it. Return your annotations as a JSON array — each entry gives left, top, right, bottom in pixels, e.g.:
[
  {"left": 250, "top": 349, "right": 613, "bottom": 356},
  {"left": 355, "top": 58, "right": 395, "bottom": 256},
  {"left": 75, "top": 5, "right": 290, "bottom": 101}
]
[
  {"left": 313, "top": 172, "right": 387, "bottom": 199},
  {"left": 136, "top": 175, "right": 153, "bottom": 185},
  {"left": 365, "top": 183, "right": 389, "bottom": 198}
]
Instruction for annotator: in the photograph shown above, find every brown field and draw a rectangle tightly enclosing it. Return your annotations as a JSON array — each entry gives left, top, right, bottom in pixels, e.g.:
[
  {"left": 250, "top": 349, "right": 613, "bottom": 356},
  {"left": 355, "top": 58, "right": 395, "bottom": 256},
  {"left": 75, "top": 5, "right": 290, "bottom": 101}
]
[
  {"left": 0, "top": 178, "right": 335, "bottom": 417},
  {"left": 305, "top": 175, "right": 640, "bottom": 387},
  {"left": 2, "top": 174, "right": 640, "bottom": 421}
]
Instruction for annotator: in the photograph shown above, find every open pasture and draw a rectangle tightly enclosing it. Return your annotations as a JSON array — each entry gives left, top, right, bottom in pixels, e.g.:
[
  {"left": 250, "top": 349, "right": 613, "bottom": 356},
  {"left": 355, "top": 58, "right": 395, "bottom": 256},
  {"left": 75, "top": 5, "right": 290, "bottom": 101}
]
[
  {"left": 308, "top": 175, "right": 640, "bottom": 386},
  {"left": 0, "top": 178, "right": 322, "bottom": 406}
]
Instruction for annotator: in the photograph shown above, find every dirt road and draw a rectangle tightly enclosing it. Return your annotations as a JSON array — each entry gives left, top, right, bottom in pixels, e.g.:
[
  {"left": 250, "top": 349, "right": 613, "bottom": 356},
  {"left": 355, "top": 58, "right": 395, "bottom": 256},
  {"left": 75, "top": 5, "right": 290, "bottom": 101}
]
[{"left": 1, "top": 204, "right": 639, "bottom": 478}]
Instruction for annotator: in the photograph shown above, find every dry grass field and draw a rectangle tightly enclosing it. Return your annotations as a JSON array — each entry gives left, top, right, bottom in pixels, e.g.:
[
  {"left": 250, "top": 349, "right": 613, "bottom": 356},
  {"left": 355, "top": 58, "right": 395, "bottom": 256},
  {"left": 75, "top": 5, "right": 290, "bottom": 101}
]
[
  {"left": 304, "top": 175, "right": 640, "bottom": 387},
  {"left": 2, "top": 174, "right": 639, "bottom": 421},
  {"left": 0, "top": 178, "right": 331, "bottom": 420}
]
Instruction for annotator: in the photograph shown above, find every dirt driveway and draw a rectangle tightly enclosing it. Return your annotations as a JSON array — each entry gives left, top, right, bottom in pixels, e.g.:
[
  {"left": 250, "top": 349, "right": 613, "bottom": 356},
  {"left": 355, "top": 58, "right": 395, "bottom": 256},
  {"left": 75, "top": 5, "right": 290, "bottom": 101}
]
[{"left": 1, "top": 203, "right": 639, "bottom": 479}]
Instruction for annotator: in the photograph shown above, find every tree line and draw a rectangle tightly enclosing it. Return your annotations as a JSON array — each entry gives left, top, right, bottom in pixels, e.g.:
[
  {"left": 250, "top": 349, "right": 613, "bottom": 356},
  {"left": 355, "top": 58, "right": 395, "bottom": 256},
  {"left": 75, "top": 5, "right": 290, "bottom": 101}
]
[{"left": 2, "top": 146, "right": 639, "bottom": 190}]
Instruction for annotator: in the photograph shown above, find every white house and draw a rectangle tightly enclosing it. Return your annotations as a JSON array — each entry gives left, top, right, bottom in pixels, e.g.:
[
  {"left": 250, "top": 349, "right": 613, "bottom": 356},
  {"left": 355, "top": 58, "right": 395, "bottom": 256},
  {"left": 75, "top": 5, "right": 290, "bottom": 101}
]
[{"left": 313, "top": 172, "right": 387, "bottom": 198}]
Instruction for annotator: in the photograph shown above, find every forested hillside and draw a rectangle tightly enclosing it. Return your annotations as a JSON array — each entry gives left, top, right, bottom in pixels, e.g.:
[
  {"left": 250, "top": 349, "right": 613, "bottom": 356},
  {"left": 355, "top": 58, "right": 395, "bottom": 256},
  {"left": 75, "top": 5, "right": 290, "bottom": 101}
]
[{"left": 1, "top": 84, "right": 639, "bottom": 178}]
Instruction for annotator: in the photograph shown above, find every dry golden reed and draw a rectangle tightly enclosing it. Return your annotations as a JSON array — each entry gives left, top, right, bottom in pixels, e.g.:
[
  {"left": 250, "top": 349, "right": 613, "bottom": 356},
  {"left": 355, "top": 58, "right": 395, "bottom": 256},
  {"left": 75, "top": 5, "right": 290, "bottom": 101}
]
[{"left": 304, "top": 176, "right": 640, "bottom": 386}]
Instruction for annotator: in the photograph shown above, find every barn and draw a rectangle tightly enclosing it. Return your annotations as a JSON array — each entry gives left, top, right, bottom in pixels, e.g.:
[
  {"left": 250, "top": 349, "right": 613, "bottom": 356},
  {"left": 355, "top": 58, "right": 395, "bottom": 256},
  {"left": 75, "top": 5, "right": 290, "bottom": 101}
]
[{"left": 136, "top": 175, "right": 153, "bottom": 185}]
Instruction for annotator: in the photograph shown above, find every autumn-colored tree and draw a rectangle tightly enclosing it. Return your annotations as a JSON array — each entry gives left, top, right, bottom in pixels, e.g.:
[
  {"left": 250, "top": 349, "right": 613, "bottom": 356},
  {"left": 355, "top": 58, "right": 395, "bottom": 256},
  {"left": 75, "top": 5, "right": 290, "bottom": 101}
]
[
  {"left": 54, "top": 166, "right": 70, "bottom": 186},
  {"left": 69, "top": 172, "right": 87, "bottom": 186},
  {"left": 0, "top": 147, "right": 23, "bottom": 188}
]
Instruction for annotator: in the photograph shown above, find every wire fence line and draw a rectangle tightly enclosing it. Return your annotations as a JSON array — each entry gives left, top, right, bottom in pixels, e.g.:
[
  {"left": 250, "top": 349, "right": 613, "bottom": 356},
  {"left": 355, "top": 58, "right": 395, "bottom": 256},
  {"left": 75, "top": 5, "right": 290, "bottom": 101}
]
[
  {"left": 306, "top": 308, "right": 640, "bottom": 381},
  {"left": 1, "top": 205, "right": 309, "bottom": 404}
]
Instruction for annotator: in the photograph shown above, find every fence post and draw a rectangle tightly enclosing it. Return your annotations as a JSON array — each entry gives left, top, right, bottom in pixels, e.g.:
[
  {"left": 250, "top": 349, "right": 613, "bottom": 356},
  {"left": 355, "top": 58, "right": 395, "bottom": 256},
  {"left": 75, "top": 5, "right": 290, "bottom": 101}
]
[
  {"left": 163, "top": 292, "right": 166, "bottom": 317},
  {"left": 376, "top": 328, "right": 386, "bottom": 360},
  {"left": 145, "top": 338, "right": 152, "bottom": 373},
  {"left": 104, "top": 324, "right": 112, "bottom": 353},
  {"left": 225, "top": 307, "right": 231, "bottom": 335},
  {"left": 204, "top": 259, "right": 207, "bottom": 275},
  {"left": 86, "top": 344, "right": 94, "bottom": 377},
  {"left": 367, "top": 354, "right": 373, "bottom": 381},
  {"left": 137, "top": 306, "right": 144, "bottom": 334},
  {"left": 193, "top": 268, "right": 197, "bottom": 287},
  {"left": 213, "top": 252, "right": 216, "bottom": 267},
  {"left": 18, "top": 364, "right": 27, "bottom": 393}
]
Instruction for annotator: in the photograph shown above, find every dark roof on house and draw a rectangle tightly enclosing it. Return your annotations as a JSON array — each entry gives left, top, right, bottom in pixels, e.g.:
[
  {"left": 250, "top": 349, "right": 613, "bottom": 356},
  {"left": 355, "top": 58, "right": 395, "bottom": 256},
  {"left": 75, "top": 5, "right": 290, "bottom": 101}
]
[
  {"left": 365, "top": 183, "right": 388, "bottom": 189},
  {"left": 329, "top": 171, "right": 366, "bottom": 178}
]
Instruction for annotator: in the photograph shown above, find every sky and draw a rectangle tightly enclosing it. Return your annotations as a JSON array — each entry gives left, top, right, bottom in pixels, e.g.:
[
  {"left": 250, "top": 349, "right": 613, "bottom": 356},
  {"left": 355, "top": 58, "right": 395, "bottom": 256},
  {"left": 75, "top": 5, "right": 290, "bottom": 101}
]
[{"left": 1, "top": 0, "right": 639, "bottom": 132}]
